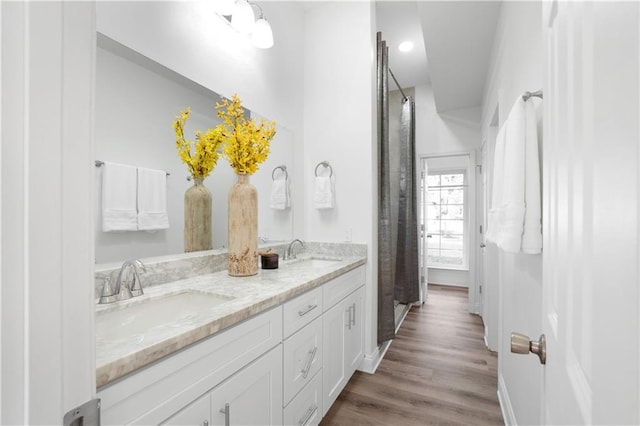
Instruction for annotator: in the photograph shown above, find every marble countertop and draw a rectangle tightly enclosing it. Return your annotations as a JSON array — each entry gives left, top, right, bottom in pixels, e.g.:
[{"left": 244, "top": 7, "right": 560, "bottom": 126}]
[{"left": 95, "top": 254, "right": 366, "bottom": 388}]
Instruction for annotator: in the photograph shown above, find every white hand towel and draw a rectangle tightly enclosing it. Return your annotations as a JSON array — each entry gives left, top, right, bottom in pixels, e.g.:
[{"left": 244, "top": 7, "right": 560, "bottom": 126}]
[
  {"left": 102, "top": 162, "right": 138, "bottom": 232},
  {"left": 270, "top": 178, "right": 289, "bottom": 210},
  {"left": 313, "top": 176, "right": 334, "bottom": 209},
  {"left": 499, "top": 98, "right": 527, "bottom": 253},
  {"left": 521, "top": 100, "right": 542, "bottom": 254},
  {"left": 137, "top": 167, "right": 170, "bottom": 231},
  {"left": 486, "top": 96, "right": 542, "bottom": 254}
]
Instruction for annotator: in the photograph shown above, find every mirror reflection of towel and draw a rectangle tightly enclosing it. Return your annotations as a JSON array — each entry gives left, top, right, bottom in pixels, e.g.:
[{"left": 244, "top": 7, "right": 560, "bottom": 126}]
[
  {"left": 313, "top": 176, "right": 334, "bottom": 209},
  {"left": 102, "top": 162, "right": 138, "bottom": 232},
  {"left": 137, "top": 167, "right": 169, "bottom": 231},
  {"left": 270, "top": 178, "right": 290, "bottom": 210}
]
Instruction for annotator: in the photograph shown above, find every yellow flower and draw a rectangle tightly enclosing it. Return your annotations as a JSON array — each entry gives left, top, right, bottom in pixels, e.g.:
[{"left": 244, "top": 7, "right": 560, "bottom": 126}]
[
  {"left": 215, "top": 94, "right": 276, "bottom": 175},
  {"left": 172, "top": 107, "right": 225, "bottom": 179}
]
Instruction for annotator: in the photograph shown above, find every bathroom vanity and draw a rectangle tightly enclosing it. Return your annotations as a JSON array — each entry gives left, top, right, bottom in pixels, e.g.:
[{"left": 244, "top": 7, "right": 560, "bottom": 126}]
[{"left": 95, "top": 243, "right": 366, "bottom": 425}]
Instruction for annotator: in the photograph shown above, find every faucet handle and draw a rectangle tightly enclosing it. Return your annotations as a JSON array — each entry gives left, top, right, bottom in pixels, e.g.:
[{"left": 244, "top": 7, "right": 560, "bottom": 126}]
[{"left": 98, "top": 276, "right": 118, "bottom": 304}]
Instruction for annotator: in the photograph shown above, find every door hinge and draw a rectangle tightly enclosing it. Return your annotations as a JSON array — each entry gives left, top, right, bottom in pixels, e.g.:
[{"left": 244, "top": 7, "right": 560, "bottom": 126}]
[
  {"left": 64, "top": 398, "right": 100, "bottom": 426},
  {"left": 479, "top": 225, "right": 483, "bottom": 234},
  {"left": 420, "top": 275, "right": 425, "bottom": 284},
  {"left": 479, "top": 284, "right": 482, "bottom": 294}
]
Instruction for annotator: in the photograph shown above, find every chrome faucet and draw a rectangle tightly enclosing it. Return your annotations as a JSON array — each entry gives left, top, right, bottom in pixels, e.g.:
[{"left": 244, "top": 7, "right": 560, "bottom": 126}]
[
  {"left": 98, "top": 259, "right": 146, "bottom": 304},
  {"left": 285, "top": 239, "right": 305, "bottom": 260}
]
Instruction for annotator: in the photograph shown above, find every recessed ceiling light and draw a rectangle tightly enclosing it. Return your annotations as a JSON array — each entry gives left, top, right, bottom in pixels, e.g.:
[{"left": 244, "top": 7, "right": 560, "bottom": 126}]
[{"left": 398, "top": 41, "right": 414, "bottom": 53}]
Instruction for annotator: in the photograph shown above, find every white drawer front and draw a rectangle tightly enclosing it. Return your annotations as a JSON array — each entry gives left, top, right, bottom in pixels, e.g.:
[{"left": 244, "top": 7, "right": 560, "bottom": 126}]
[
  {"left": 323, "top": 266, "right": 365, "bottom": 311},
  {"left": 283, "top": 317, "right": 323, "bottom": 405},
  {"left": 283, "top": 285, "right": 323, "bottom": 338},
  {"left": 283, "top": 370, "right": 323, "bottom": 426}
]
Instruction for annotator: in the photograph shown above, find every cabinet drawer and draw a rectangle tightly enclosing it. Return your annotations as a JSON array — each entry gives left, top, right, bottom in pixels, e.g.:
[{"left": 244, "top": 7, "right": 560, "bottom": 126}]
[
  {"left": 283, "top": 285, "right": 323, "bottom": 338},
  {"left": 283, "top": 370, "right": 323, "bottom": 426},
  {"left": 283, "top": 317, "right": 323, "bottom": 405},
  {"left": 323, "top": 266, "right": 365, "bottom": 311}
]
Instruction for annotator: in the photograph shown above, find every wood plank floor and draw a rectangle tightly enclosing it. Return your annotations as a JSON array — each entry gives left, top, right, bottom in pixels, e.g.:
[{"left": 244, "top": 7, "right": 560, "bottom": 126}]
[{"left": 320, "top": 284, "right": 503, "bottom": 425}]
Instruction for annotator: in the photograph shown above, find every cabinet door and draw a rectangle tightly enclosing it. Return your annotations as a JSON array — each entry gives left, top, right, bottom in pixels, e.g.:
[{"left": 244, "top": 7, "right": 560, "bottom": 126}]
[
  {"left": 322, "top": 297, "right": 348, "bottom": 415},
  {"left": 344, "top": 287, "right": 364, "bottom": 377},
  {"left": 161, "top": 393, "right": 210, "bottom": 426},
  {"left": 211, "top": 345, "right": 283, "bottom": 426}
]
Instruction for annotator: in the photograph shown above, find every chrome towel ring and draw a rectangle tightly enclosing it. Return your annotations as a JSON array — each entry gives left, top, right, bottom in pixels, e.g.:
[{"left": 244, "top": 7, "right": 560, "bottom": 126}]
[
  {"left": 315, "top": 161, "right": 333, "bottom": 178},
  {"left": 272, "top": 165, "right": 288, "bottom": 180}
]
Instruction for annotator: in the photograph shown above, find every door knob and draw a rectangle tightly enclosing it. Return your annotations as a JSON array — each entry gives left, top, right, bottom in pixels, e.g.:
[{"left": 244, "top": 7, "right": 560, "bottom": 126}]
[
  {"left": 511, "top": 332, "right": 546, "bottom": 365},
  {"left": 480, "top": 243, "right": 486, "bottom": 248}
]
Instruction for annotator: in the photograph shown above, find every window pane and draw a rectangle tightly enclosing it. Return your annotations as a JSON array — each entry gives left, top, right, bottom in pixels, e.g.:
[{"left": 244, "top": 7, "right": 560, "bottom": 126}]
[
  {"left": 427, "top": 189, "right": 441, "bottom": 204},
  {"left": 441, "top": 205, "right": 463, "bottom": 220},
  {"left": 441, "top": 235, "right": 463, "bottom": 251},
  {"left": 442, "top": 220, "right": 463, "bottom": 235},
  {"left": 427, "top": 205, "right": 440, "bottom": 219},
  {"left": 427, "top": 220, "right": 441, "bottom": 234},
  {"left": 441, "top": 174, "right": 464, "bottom": 186},
  {"left": 441, "top": 188, "right": 464, "bottom": 205},
  {"left": 439, "top": 249, "right": 463, "bottom": 265},
  {"left": 427, "top": 234, "right": 441, "bottom": 248},
  {"left": 427, "top": 175, "right": 440, "bottom": 187}
]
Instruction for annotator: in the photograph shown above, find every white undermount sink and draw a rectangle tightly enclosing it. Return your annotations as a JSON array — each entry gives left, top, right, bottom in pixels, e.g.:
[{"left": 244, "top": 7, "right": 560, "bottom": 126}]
[
  {"left": 283, "top": 257, "right": 343, "bottom": 268},
  {"left": 96, "top": 291, "right": 234, "bottom": 343}
]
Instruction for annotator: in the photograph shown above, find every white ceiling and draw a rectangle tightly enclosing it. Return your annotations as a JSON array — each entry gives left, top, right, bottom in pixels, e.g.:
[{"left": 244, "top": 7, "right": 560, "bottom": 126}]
[{"left": 377, "top": 0, "right": 502, "bottom": 113}]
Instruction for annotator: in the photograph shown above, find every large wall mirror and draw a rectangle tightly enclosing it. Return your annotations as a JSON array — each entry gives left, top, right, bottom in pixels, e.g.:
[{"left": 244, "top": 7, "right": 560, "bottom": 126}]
[{"left": 94, "top": 34, "right": 294, "bottom": 264}]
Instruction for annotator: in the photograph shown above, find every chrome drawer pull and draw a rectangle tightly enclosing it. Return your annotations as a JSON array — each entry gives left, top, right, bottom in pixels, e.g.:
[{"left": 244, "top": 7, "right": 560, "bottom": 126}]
[
  {"left": 301, "top": 346, "right": 318, "bottom": 378},
  {"left": 298, "top": 404, "right": 318, "bottom": 426},
  {"left": 351, "top": 303, "right": 356, "bottom": 326},
  {"left": 298, "top": 304, "right": 318, "bottom": 317},
  {"left": 219, "top": 403, "right": 230, "bottom": 426}
]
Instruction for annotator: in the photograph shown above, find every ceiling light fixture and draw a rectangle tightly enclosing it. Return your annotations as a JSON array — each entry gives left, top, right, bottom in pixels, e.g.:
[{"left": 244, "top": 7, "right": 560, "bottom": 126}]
[
  {"left": 250, "top": 4, "right": 273, "bottom": 49},
  {"left": 398, "top": 41, "right": 414, "bottom": 53},
  {"left": 213, "top": 0, "right": 235, "bottom": 16},
  {"left": 231, "top": 0, "right": 255, "bottom": 34},
  {"left": 222, "top": 1, "right": 274, "bottom": 49}
]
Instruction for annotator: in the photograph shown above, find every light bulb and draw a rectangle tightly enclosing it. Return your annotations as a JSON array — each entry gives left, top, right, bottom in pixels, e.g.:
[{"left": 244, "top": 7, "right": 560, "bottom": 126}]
[
  {"left": 231, "top": 0, "right": 255, "bottom": 34},
  {"left": 252, "top": 18, "right": 274, "bottom": 49},
  {"left": 398, "top": 41, "right": 414, "bottom": 52},
  {"left": 213, "top": 0, "right": 235, "bottom": 15}
]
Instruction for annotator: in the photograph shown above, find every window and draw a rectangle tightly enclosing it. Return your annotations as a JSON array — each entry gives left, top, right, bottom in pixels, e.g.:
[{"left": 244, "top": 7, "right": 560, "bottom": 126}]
[{"left": 426, "top": 171, "right": 467, "bottom": 268}]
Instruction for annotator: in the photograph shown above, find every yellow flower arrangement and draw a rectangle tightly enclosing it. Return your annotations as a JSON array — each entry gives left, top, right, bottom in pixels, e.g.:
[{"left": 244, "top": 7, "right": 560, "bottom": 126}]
[
  {"left": 172, "top": 107, "right": 225, "bottom": 179},
  {"left": 216, "top": 94, "right": 276, "bottom": 175}
]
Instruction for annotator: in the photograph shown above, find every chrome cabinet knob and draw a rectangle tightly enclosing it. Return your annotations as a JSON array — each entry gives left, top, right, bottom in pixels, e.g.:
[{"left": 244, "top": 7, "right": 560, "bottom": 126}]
[{"left": 511, "top": 332, "right": 546, "bottom": 365}]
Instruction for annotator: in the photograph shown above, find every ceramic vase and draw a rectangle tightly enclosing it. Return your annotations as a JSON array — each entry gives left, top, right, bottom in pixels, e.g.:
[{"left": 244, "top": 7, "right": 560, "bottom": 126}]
[
  {"left": 228, "top": 173, "right": 258, "bottom": 276},
  {"left": 184, "top": 177, "right": 212, "bottom": 252}
]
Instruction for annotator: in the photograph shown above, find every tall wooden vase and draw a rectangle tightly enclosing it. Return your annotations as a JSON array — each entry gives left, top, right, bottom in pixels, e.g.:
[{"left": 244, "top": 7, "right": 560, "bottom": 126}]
[
  {"left": 184, "top": 177, "right": 212, "bottom": 252},
  {"left": 228, "top": 173, "right": 258, "bottom": 276}
]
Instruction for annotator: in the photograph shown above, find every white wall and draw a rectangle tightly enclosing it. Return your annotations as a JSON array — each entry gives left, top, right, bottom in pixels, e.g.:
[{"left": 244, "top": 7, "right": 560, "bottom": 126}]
[
  {"left": 302, "top": 2, "right": 379, "bottom": 369},
  {"left": 480, "top": 2, "right": 544, "bottom": 425}
]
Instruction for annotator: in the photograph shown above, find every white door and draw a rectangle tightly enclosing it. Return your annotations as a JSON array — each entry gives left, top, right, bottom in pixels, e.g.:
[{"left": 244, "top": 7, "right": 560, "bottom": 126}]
[
  {"left": 541, "top": 2, "right": 639, "bottom": 423},
  {"left": 1, "top": 2, "right": 96, "bottom": 424}
]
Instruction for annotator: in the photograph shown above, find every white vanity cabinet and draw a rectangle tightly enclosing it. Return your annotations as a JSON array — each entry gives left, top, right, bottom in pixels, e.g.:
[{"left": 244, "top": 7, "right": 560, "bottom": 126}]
[
  {"left": 98, "top": 263, "right": 366, "bottom": 426},
  {"left": 321, "top": 267, "right": 365, "bottom": 416},
  {"left": 98, "top": 307, "right": 283, "bottom": 425}
]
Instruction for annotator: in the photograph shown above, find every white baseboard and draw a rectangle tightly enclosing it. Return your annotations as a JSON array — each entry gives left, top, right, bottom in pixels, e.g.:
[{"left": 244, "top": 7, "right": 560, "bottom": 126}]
[
  {"left": 498, "top": 373, "right": 517, "bottom": 426},
  {"left": 359, "top": 345, "right": 384, "bottom": 374},
  {"left": 359, "top": 304, "right": 411, "bottom": 374}
]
